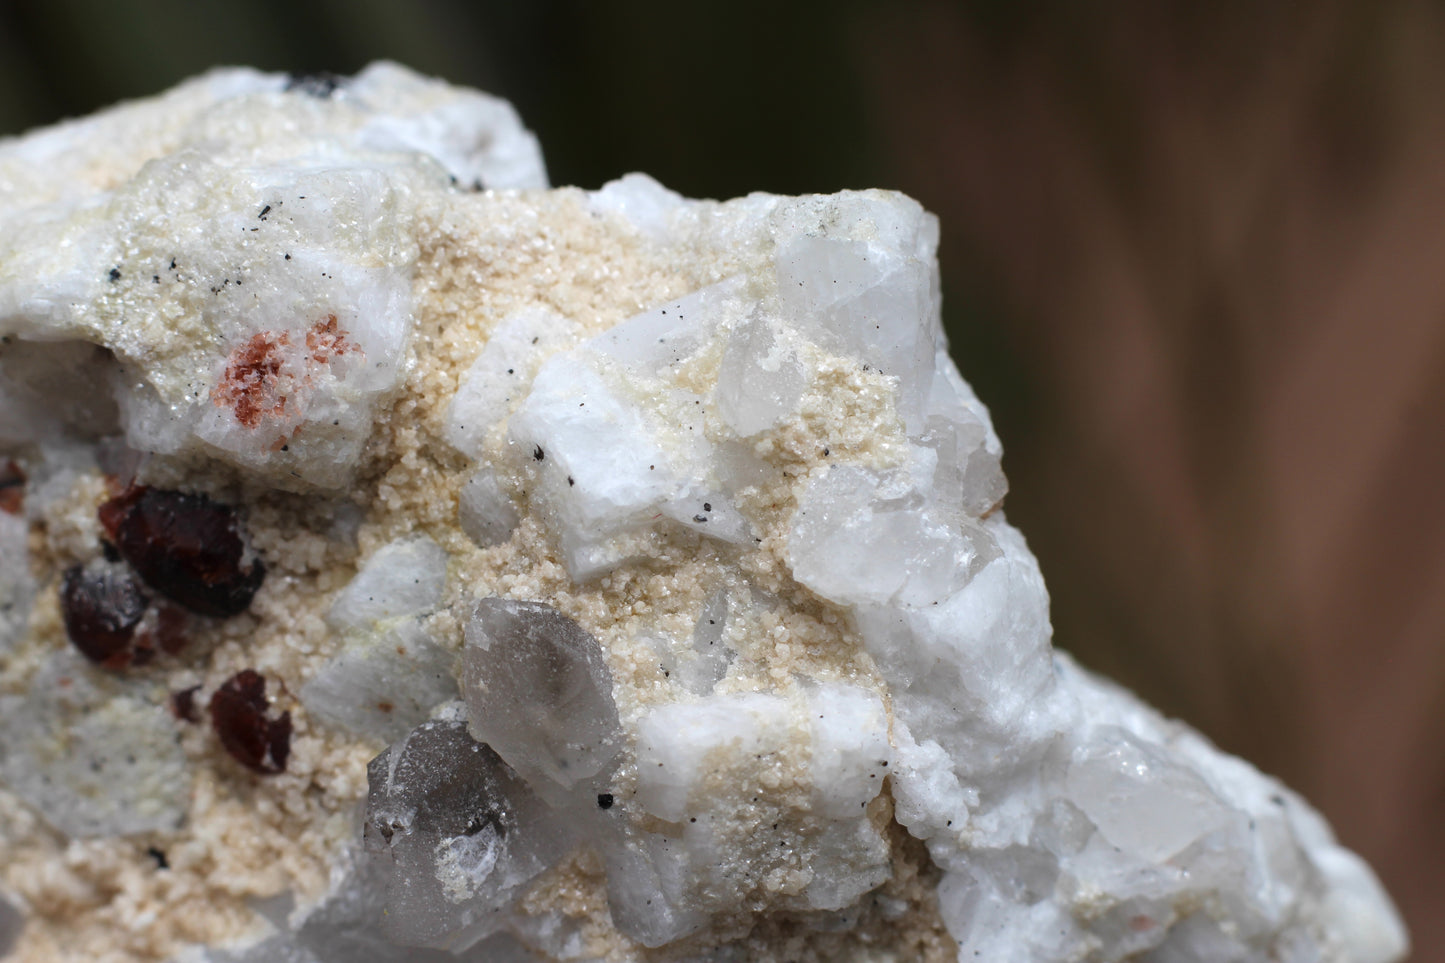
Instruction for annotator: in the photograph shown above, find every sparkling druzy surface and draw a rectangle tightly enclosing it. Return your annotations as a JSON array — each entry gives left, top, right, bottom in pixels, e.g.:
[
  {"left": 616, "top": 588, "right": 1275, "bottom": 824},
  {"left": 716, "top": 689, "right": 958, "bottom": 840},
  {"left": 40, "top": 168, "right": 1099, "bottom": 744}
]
[{"left": 0, "top": 65, "right": 1408, "bottom": 963}]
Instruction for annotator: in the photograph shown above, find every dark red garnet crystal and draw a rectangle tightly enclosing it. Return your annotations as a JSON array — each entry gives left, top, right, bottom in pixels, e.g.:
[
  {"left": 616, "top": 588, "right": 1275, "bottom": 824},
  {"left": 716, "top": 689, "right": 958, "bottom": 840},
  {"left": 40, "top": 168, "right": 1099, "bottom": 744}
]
[
  {"left": 0, "top": 460, "right": 24, "bottom": 515},
  {"left": 60, "top": 560, "right": 150, "bottom": 667},
  {"left": 209, "top": 669, "right": 292, "bottom": 775},
  {"left": 99, "top": 486, "right": 265, "bottom": 618},
  {"left": 171, "top": 685, "right": 203, "bottom": 724}
]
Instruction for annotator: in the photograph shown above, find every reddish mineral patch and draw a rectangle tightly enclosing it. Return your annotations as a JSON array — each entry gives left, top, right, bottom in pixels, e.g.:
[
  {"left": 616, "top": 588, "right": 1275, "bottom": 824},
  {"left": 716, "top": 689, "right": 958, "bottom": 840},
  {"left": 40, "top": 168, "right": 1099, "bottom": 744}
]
[
  {"left": 0, "top": 460, "right": 25, "bottom": 515},
  {"left": 305, "top": 314, "right": 355, "bottom": 364},
  {"left": 212, "top": 331, "right": 290, "bottom": 429},
  {"left": 171, "top": 685, "right": 203, "bottom": 723},
  {"left": 97, "top": 481, "right": 143, "bottom": 540},
  {"left": 135, "top": 601, "right": 191, "bottom": 657},
  {"left": 209, "top": 669, "right": 292, "bottom": 775}
]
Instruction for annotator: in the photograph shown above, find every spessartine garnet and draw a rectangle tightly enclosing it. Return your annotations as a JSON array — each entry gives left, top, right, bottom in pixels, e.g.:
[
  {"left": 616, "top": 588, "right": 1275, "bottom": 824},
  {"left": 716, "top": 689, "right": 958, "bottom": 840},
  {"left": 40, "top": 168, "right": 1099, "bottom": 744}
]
[
  {"left": 99, "top": 486, "right": 265, "bottom": 618},
  {"left": 59, "top": 560, "right": 150, "bottom": 667},
  {"left": 209, "top": 669, "right": 292, "bottom": 775}
]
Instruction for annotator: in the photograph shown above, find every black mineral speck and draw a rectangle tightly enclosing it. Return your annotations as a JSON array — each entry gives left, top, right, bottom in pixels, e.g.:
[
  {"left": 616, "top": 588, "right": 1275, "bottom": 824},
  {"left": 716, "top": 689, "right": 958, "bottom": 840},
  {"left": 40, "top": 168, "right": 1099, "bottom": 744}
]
[
  {"left": 533, "top": 445, "right": 545, "bottom": 461},
  {"left": 597, "top": 793, "right": 614, "bottom": 810},
  {"left": 108, "top": 267, "right": 121, "bottom": 282}
]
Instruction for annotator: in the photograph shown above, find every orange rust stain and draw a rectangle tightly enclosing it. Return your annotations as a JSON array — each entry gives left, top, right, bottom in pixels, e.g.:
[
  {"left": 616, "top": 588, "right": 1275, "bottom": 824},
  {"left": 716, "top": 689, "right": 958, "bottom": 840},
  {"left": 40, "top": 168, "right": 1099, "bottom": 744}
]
[
  {"left": 268, "top": 425, "right": 303, "bottom": 452},
  {"left": 212, "top": 332, "right": 291, "bottom": 429}
]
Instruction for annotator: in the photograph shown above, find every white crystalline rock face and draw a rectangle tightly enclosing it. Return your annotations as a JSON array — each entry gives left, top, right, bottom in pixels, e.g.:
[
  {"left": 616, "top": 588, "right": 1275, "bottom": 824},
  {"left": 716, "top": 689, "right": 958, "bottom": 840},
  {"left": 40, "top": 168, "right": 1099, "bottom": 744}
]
[
  {"left": 0, "top": 654, "right": 190, "bottom": 838},
  {"left": 0, "top": 66, "right": 1408, "bottom": 963},
  {"left": 626, "top": 684, "right": 893, "bottom": 929},
  {"left": 301, "top": 536, "right": 458, "bottom": 743},
  {"left": 506, "top": 279, "right": 756, "bottom": 579},
  {"left": 0, "top": 511, "right": 33, "bottom": 655},
  {"left": 445, "top": 307, "right": 580, "bottom": 462},
  {"left": 0, "top": 62, "right": 545, "bottom": 491}
]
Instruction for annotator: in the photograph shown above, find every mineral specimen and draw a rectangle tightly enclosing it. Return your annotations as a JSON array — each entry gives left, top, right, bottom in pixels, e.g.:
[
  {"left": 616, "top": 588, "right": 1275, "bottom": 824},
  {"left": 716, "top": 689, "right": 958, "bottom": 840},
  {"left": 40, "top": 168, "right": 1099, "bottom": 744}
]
[{"left": 0, "top": 63, "right": 1408, "bottom": 963}]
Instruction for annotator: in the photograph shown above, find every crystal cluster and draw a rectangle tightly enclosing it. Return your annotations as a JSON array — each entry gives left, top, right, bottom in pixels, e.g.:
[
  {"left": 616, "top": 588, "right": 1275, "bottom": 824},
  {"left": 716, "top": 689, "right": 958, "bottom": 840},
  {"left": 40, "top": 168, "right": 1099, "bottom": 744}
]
[{"left": 0, "top": 65, "right": 1408, "bottom": 963}]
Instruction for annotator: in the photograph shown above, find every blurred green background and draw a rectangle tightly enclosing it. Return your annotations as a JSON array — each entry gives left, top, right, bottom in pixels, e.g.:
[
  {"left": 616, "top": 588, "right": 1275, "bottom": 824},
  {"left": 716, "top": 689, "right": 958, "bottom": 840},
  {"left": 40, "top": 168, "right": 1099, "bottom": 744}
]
[{"left": 2, "top": 0, "right": 1440, "bottom": 955}]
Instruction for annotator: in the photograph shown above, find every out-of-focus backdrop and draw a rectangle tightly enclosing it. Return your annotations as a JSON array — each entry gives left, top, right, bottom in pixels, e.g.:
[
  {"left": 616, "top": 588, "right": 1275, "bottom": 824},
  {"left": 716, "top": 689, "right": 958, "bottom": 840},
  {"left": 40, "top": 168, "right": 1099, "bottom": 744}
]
[{"left": 1, "top": 0, "right": 1439, "bottom": 956}]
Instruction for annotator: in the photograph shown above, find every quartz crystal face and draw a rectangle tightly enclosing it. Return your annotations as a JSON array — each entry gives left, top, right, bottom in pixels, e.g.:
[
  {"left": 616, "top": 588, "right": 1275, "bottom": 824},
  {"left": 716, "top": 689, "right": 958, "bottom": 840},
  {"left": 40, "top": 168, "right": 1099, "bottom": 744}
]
[
  {"left": 462, "top": 598, "right": 621, "bottom": 801},
  {"left": 363, "top": 717, "right": 576, "bottom": 950},
  {"left": 0, "top": 64, "right": 1409, "bottom": 963}
]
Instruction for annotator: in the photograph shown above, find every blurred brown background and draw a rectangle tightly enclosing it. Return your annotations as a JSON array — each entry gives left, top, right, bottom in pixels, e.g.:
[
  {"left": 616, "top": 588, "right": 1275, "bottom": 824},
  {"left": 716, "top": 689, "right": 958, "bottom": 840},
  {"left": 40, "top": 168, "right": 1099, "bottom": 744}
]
[{"left": 0, "top": 0, "right": 1439, "bottom": 956}]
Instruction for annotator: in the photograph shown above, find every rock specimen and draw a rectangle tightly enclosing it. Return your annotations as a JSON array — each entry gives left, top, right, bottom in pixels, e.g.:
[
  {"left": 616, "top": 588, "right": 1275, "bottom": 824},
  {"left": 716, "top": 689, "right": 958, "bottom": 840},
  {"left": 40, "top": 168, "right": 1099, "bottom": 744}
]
[{"left": 0, "top": 63, "right": 1408, "bottom": 963}]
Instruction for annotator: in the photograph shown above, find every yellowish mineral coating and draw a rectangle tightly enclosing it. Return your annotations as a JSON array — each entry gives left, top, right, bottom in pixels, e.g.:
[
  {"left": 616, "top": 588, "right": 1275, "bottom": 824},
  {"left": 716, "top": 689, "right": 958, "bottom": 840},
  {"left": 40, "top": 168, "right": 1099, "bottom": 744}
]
[{"left": 0, "top": 186, "right": 946, "bottom": 962}]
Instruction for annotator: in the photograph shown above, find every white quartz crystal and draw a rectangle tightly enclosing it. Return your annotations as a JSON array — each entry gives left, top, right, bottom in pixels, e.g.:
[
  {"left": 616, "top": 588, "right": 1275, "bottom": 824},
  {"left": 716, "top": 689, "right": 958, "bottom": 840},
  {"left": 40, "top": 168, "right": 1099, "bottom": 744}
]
[{"left": 0, "top": 64, "right": 1407, "bottom": 963}]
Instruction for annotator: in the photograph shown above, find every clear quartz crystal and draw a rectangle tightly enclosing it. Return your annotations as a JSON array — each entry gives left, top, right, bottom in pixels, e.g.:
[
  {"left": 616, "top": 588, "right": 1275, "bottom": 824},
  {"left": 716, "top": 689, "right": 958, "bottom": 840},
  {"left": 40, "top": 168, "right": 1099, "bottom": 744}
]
[
  {"left": 0, "top": 894, "right": 20, "bottom": 959},
  {"left": 363, "top": 717, "right": 575, "bottom": 951},
  {"left": 461, "top": 599, "right": 621, "bottom": 801}
]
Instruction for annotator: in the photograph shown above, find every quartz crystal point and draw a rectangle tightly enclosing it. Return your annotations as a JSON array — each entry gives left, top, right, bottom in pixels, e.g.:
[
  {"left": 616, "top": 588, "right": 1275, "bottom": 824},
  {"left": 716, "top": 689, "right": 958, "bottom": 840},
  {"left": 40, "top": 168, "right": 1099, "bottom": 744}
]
[
  {"left": 0, "top": 64, "right": 1407, "bottom": 963},
  {"left": 461, "top": 599, "right": 621, "bottom": 803},
  {"left": 363, "top": 716, "right": 576, "bottom": 951}
]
